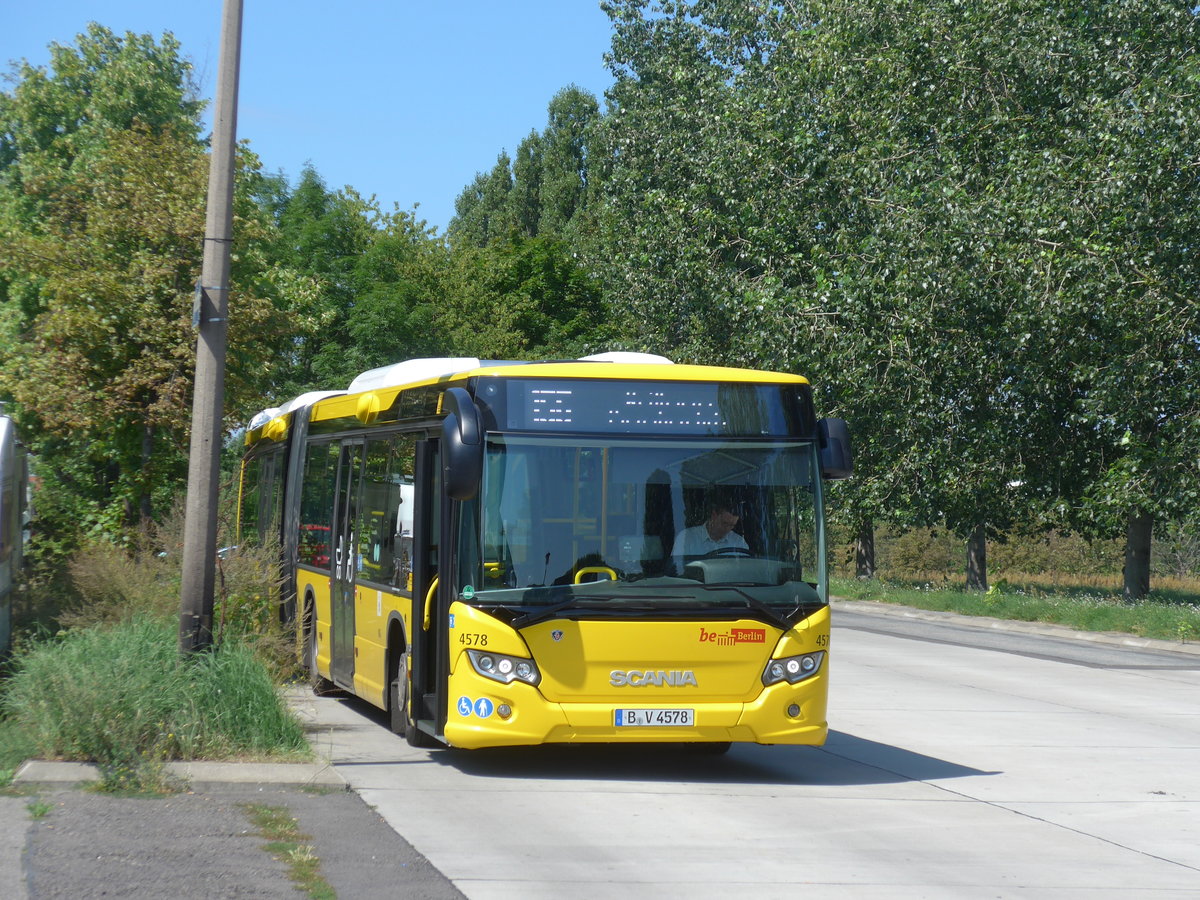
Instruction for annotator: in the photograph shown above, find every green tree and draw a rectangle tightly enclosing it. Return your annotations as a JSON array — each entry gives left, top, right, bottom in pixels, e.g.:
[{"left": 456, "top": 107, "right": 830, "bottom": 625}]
[
  {"left": 595, "top": 0, "right": 1200, "bottom": 598},
  {"left": 510, "top": 131, "right": 544, "bottom": 238},
  {"left": 0, "top": 26, "right": 285, "bottom": 547},
  {"left": 340, "top": 207, "right": 450, "bottom": 378},
  {"left": 449, "top": 87, "right": 602, "bottom": 248},
  {"left": 537, "top": 86, "right": 601, "bottom": 237},
  {"left": 0, "top": 23, "right": 202, "bottom": 229},
  {"left": 268, "top": 167, "right": 376, "bottom": 393},
  {"left": 440, "top": 234, "right": 604, "bottom": 360},
  {"left": 448, "top": 153, "right": 515, "bottom": 248},
  {"left": 266, "top": 166, "right": 451, "bottom": 394}
]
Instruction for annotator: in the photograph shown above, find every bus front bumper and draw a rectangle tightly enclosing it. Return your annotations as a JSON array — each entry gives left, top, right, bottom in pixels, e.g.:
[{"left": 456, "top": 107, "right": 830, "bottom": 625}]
[{"left": 442, "top": 673, "right": 829, "bottom": 750}]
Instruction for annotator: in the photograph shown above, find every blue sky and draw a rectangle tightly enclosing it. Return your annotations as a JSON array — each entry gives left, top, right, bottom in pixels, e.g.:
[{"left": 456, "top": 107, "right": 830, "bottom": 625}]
[{"left": 1, "top": 1, "right": 616, "bottom": 234}]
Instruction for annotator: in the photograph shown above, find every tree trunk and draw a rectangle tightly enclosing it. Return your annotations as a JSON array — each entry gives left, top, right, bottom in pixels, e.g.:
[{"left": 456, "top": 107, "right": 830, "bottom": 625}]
[
  {"left": 1123, "top": 508, "right": 1153, "bottom": 602},
  {"left": 966, "top": 524, "right": 988, "bottom": 591},
  {"left": 855, "top": 519, "right": 876, "bottom": 579},
  {"left": 139, "top": 423, "right": 155, "bottom": 523}
]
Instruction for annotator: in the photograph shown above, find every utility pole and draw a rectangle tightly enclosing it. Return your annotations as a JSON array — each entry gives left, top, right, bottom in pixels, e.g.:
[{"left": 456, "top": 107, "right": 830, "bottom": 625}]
[{"left": 179, "top": 0, "right": 243, "bottom": 654}]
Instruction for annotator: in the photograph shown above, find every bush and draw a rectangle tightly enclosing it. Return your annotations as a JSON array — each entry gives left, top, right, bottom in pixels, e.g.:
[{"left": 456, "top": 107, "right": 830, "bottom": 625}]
[
  {"left": 832, "top": 524, "right": 1155, "bottom": 581},
  {"left": 1, "top": 618, "right": 308, "bottom": 789},
  {"left": 62, "top": 539, "right": 181, "bottom": 627},
  {"left": 54, "top": 509, "right": 300, "bottom": 680}
]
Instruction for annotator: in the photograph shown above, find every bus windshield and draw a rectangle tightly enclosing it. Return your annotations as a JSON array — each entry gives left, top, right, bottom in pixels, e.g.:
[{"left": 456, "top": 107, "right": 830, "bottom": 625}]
[{"left": 460, "top": 434, "right": 826, "bottom": 626}]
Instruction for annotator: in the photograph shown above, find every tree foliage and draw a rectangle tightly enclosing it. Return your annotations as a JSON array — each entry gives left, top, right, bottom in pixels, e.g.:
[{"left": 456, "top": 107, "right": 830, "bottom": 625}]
[
  {"left": 449, "top": 86, "right": 601, "bottom": 248},
  {"left": 440, "top": 234, "right": 605, "bottom": 360},
  {"left": 4, "top": 11, "right": 1197, "bottom": 604},
  {"left": 0, "top": 23, "right": 202, "bottom": 227},
  {"left": 594, "top": 0, "right": 1200, "bottom": 597},
  {"left": 266, "top": 166, "right": 449, "bottom": 394},
  {"left": 0, "top": 25, "right": 285, "bottom": 542}
]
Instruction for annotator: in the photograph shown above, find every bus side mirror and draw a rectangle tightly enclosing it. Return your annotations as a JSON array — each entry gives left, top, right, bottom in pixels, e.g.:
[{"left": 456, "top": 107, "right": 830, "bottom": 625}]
[
  {"left": 441, "top": 387, "right": 482, "bottom": 501},
  {"left": 818, "top": 418, "right": 853, "bottom": 480}
]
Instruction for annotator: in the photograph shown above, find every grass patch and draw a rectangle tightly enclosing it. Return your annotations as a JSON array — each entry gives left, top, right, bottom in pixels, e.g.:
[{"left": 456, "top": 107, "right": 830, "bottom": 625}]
[
  {"left": 1, "top": 618, "right": 309, "bottom": 791},
  {"left": 26, "top": 799, "right": 51, "bottom": 819},
  {"left": 831, "top": 576, "right": 1200, "bottom": 642},
  {"left": 242, "top": 803, "right": 335, "bottom": 900},
  {"left": 0, "top": 717, "right": 40, "bottom": 788}
]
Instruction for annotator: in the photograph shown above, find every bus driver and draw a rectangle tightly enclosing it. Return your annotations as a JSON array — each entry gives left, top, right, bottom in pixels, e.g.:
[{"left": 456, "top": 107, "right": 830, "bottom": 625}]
[{"left": 672, "top": 491, "right": 749, "bottom": 558}]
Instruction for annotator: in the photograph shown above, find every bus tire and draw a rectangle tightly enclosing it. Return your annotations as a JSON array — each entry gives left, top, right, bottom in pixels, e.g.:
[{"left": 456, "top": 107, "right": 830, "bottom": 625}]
[
  {"left": 388, "top": 650, "right": 409, "bottom": 735},
  {"left": 406, "top": 719, "right": 441, "bottom": 749},
  {"left": 389, "top": 650, "right": 439, "bottom": 747},
  {"left": 304, "top": 600, "right": 335, "bottom": 695}
]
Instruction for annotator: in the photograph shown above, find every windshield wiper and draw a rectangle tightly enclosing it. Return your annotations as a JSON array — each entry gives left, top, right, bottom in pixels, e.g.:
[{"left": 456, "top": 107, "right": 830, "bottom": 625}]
[
  {"left": 511, "top": 595, "right": 586, "bottom": 629},
  {"left": 511, "top": 589, "right": 666, "bottom": 628},
  {"left": 510, "top": 585, "right": 796, "bottom": 631},
  {"left": 688, "top": 584, "right": 795, "bottom": 630}
]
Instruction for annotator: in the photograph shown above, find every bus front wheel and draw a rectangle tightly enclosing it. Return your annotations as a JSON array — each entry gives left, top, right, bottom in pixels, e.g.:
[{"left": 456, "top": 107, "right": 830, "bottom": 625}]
[
  {"left": 388, "top": 650, "right": 409, "bottom": 735},
  {"left": 389, "top": 650, "right": 439, "bottom": 747}
]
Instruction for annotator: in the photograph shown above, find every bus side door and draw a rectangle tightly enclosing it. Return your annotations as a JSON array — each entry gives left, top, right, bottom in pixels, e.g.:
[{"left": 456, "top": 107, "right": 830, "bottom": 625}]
[{"left": 330, "top": 441, "right": 364, "bottom": 690}]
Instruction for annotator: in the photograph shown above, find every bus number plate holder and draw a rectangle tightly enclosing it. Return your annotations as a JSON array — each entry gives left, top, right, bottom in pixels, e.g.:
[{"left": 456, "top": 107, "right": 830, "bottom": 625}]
[{"left": 614, "top": 709, "right": 694, "bottom": 727}]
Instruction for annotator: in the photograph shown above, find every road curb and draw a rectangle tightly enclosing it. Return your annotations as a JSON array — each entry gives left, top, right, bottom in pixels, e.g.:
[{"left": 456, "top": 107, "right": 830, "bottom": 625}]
[
  {"left": 831, "top": 598, "right": 1200, "bottom": 657},
  {"left": 12, "top": 759, "right": 346, "bottom": 788}
]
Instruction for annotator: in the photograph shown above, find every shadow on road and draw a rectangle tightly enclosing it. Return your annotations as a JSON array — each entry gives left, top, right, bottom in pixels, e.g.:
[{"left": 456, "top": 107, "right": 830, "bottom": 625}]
[
  {"left": 315, "top": 692, "right": 997, "bottom": 787},
  {"left": 431, "top": 730, "right": 998, "bottom": 787}
]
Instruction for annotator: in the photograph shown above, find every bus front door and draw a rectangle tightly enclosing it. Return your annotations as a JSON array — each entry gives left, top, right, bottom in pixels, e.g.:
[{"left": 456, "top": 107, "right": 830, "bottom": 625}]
[
  {"left": 329, "top": 441, "right": 363, "bottom": 690},
  {"left": 408, "top": 439, "right": 445, "bottom": 742}
]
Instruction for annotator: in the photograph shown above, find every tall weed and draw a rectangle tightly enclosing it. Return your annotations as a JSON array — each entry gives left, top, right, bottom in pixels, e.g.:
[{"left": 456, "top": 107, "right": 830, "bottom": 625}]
[
  {"left": 56, "top": 509, "right": 300, "bottom": 680},
  {"left": 2, "top": 618, "right": 308, "bottom": 789}
]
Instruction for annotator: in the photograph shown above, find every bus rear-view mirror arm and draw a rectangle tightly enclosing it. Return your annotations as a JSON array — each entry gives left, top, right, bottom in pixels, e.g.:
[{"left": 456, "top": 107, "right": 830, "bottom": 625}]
[{"left": 818, "top": 418, "right": 853, "bottom": 480}]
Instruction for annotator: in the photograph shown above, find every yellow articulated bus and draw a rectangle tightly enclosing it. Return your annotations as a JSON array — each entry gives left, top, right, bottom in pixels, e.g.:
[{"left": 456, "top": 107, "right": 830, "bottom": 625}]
[{"left": 239, "top": 353, "right": 852, "bottom": 751}]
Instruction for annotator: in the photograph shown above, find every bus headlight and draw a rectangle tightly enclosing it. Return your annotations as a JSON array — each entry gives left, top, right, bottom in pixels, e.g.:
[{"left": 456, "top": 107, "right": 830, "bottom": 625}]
[
  {"left": 467, "top": 649, "right": 541, "bottom": 686},
  {"left": 762, "top": 651, "right": 825, "bottom": 686}
]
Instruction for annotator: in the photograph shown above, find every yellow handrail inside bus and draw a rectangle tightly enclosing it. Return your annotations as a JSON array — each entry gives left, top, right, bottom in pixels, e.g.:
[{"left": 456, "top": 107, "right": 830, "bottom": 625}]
[
  {"left": 575, "top": 566, "right": 617, "bottom": 584},
  {"left": 422, "top": 576, "right": 439, "bottom": 631}
]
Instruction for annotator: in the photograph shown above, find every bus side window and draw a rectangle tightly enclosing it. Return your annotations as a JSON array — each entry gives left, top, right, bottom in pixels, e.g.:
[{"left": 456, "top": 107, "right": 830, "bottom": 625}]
[
  {"left": 356, "top": 438, "right": 407, "bottom": 586},
  {"left": 239, "top": 448, "right": 284, "bottom": 548},
  {"left": 238, "top": 455, "right": 262, "bottom": 546},
  {"left": 298, "top": 442, "right": 339, "bottom": 568},
  {"left": 393, "top": 435, "right": 417, "bottom": 590}
]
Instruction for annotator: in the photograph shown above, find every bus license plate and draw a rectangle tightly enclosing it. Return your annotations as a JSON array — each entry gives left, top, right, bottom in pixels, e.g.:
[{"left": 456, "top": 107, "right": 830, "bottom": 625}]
[{"left": 614, "top": 708, "right": 694, "bottom": 727}]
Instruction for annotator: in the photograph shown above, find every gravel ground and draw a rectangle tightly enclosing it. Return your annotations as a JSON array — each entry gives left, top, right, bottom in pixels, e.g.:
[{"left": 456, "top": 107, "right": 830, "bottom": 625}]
[{"left": 12, "top": 783, "right": 463, "bottom": 899}]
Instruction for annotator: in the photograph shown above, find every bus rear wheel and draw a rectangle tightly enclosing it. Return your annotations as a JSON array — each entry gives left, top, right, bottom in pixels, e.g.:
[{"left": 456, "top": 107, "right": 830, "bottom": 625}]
[{"left": 304, "top": 601, "right": 335, "bottom": 695}]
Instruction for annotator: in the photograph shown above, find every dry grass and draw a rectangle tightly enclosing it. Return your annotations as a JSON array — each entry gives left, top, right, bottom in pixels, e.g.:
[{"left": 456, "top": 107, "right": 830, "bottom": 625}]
[{"left": 861, "top": 569, "right": 1200, "bottom": 602}]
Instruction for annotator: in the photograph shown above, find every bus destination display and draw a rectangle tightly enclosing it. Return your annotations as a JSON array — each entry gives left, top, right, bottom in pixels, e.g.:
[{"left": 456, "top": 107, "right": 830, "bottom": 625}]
[{"left": 491, "top": 379, "right": 805, "bottom": 436}]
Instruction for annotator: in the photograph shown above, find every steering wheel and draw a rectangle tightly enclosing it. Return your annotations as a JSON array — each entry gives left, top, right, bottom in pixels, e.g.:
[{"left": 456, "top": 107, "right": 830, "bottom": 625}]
[{"left": 704, "top": 546, "right": 752, "bottom": 558}]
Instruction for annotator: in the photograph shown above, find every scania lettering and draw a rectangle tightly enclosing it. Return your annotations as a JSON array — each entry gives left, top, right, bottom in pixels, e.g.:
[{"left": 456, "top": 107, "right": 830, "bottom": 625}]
[
  {"left": 610, "top": 670, "right": 699, "bottom": 687},
  {"left": 237, "top": 353, "right": 852, "bottom": 751}
]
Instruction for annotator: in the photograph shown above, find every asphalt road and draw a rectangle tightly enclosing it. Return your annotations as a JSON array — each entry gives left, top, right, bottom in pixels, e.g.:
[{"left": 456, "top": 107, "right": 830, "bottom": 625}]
[
  {"left": 288, "top": 602, "right": 1200, "bottom": 899},
  {"left": 7, "top": 782, "right": 463, "bottom": 899}
]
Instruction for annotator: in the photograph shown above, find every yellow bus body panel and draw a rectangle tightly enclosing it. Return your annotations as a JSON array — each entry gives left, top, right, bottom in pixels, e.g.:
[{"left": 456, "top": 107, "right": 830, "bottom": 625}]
[
  {"left": 353, "top": 585, "right": 394, "bottom": 709},
  {"left": 469, "top": 362, "right": 810, "bottom": 385},
  {"left": 443, "top": 603, "right": 830, "bottom": 749},
  {"left": 297, "top": 569, "right": 331, "bottom": 678},
  {"left": 296, "top": 570, "right": 413, "bottom": 711}
]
